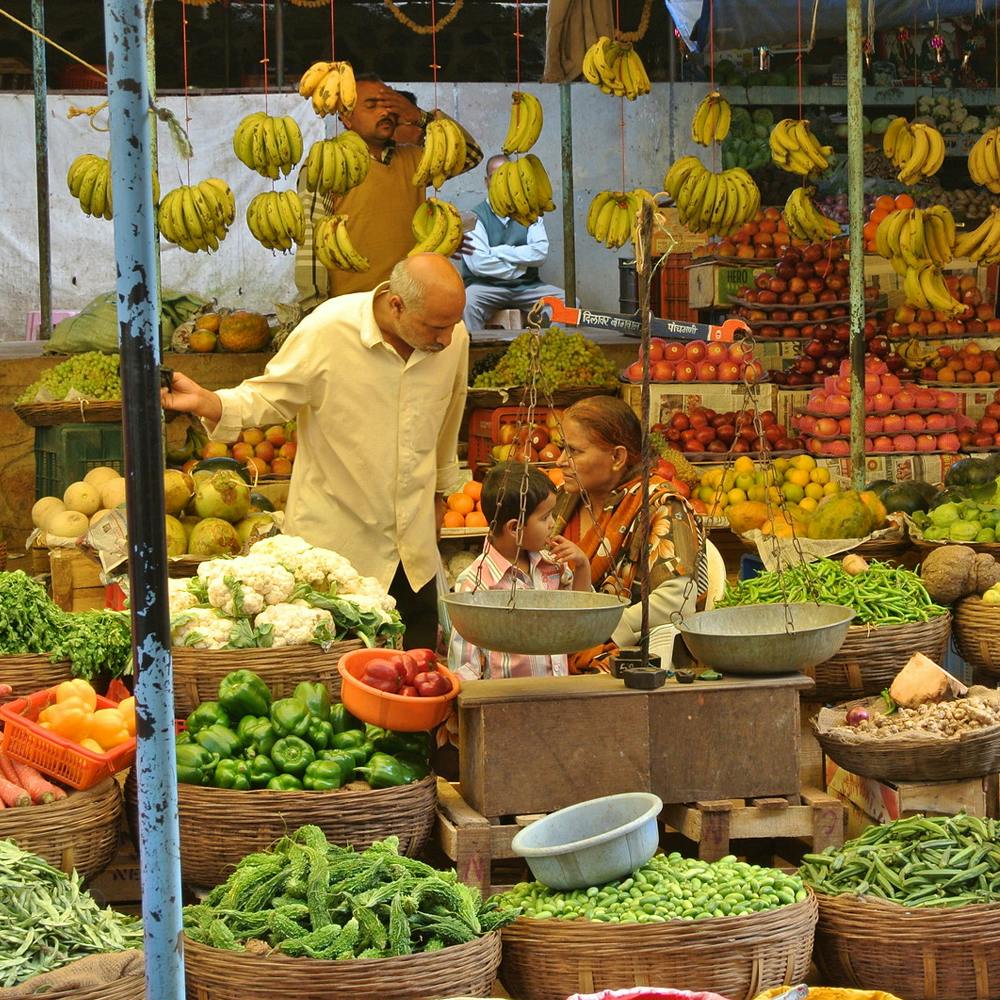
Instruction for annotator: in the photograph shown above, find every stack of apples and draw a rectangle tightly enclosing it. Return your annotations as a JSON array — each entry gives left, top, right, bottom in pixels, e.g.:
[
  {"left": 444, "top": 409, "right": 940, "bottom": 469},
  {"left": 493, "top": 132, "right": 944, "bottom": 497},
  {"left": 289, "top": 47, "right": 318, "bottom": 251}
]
[
  {"left": 962, "top": 390, "right": 1000, "bottom": 451},
  {"left": 184, "top": 423, "right": 297, "bottom": 478},
  {"left": 919, "top": 342, "right": 1000, "bottom": 385},
  {"left": 794, "top": 357, "right": 963, "bottom": 456},
  {"left": 653, "top": 407, "right": 802, "bottom": 456},
  {"left": 689, "top": 207, "right": 799, "bottom": 261},
  {"left": 883, "top": 278, "right": 999, "bottom": 339},
  {"left": 623, "top": 338, "right": 764, "bottom": 384},
  {"left": 489, "top": 413, "right": 564, "bottom": 465}
]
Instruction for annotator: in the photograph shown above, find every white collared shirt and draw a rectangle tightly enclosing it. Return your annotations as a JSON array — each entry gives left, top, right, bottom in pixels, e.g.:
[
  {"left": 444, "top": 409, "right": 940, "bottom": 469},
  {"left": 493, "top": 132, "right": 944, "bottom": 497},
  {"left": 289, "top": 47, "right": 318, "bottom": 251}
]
[{"left": 463, "top": 210, "right": 550, "bottom": 282}]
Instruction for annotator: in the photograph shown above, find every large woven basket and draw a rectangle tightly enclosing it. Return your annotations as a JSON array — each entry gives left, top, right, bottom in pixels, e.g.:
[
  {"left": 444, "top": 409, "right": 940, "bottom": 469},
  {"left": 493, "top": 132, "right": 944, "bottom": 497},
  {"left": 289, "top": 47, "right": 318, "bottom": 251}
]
[
  {"left": 814, "top": 891, "right": 1000, "bottom": 999},
  {"left": 0, "top": 776, "right": 122, "bottom": 880},
  {"left": 126, "top": 772, "right": 437, "bottom": 888},
  {"left": 170, "top": 640, "right": 373, "bottom": 716},
  {"left": 813, "top": 702, "right": 1000, "bottom": 783},
  {"left": 499, "top": 894, "right": 818, "bottom": 1000},
  {"left": 954, "top": 596, "right": 1000, "bottom": 680},
  {"left": 0, "top": 654, "right": 73, "bottom": 705},
  {"left": 13, "top": 399, "right": 123, "bottom": 426},
  {"left": 804, "top": 614, "right": 951, "bottom": 702},
  {"left": 182, "top": 930, "right": 501, "bottom": 999}
]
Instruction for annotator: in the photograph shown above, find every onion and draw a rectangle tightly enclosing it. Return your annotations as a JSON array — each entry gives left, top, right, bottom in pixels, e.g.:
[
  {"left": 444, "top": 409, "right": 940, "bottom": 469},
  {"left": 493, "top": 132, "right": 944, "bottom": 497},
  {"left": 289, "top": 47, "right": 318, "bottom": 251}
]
[{"left": 845, "top": 706, "right": 870, "bottom": 726}]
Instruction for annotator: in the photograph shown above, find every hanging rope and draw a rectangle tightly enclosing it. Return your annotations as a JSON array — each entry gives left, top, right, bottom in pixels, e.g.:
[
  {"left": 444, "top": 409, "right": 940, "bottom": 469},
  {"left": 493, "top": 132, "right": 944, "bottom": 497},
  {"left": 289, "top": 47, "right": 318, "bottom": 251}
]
[
  {"left": 181, "top": 0, "right": 191, "bottom": 184},
  {"left": 614, "top": 0, "right": 653, "bottom": 43},
  {"left": 796, "top": 0, "right": 803, "bottom": 121},
  {"left": 330, "top": 0, "right": 336, "bottom": 60},
  {"left": 384, "top": 0, "right": 463, "bottom": 34},
  {"left": 260, "top": 0, "right": 270, "bottom": 114},
  {"left": 0, "top": 6, "right": 106, "bottom": 78},
  {"left": 615, "top": 0, "right": 626, "bottom": 190}
]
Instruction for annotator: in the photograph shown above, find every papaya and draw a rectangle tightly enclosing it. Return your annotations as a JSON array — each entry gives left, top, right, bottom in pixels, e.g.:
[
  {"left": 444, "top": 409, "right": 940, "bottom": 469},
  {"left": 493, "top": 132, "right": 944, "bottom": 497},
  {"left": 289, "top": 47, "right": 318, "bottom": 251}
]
[
  {"left": 859, "top": 490, "right": 888, "bottom": 529},
  {"left": 725, "top": 500, "right": 770, "bottom": 535},
  {"left": 218, "top": 311, "right": 271, "bottom": 353},
  {"left": 807, "top": 491, "right": 876, "bottom": 540}
]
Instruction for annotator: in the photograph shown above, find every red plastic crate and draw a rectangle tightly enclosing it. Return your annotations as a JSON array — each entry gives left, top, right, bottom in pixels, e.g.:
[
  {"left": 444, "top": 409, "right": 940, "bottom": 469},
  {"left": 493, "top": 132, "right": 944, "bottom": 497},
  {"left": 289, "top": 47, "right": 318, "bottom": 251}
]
[
  {"left": 466, "top": 405, "right": 560, "bottom": 474},
  {"left": 654, "top": 253, "right": 698, "bottom": 322},
  {"left": 0, "top": 688, "right": 136, "bottom": 789}
]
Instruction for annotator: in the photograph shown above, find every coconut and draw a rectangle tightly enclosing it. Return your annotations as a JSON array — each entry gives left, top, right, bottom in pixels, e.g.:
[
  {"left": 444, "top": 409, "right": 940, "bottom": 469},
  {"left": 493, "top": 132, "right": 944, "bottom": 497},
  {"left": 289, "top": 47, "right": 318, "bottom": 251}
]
[
  {"left": 163, "top": 468, "right": 194, "bottom": 517},
  {"left": 48, "top": 510, "right": 90, "bottom": 538},
  {"left": 193, "top": 470, "right": 250, "bottom": 523},
  {"left": 187, "top": 517, "right": 241, "bottom": 557},
  {"left": 83, "top": 466, "right": 121, "bottom": 488},
  {"left": 164, "top": 515, "right": 188, "bottom": 557},
  {"left": 32, "top": 497, "right": 65, "bottom": 531},
  {"left": 100, "top": 476, "right": 127, "bottom": 509},
  {"left": 63, "top": 481, "right": 101, "bottom": 517},
  {"left": 235, "top": 513, "right": 275, "bottom": 547},
  {"left": 180, "top": 515, "right": 200, "bottom": 544}
]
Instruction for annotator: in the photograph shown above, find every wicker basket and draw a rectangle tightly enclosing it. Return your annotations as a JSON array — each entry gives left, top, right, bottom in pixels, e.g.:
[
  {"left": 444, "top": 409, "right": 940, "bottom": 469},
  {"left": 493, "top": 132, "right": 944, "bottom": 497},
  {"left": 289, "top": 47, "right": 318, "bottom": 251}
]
[
  {"left": 170, "top": 641, "right": 372, "bottom": 716},
  {"left": 846, "top": 535, "right": 911, "bottom": 562},
  {"left": 182, "top": 930, "right": 501, "bottom": 999},
  {"left": 14, "top": 400, "right": 123, "bottom": 426},
  {"left": 954, "top": 596, "right": 1000, "bottom": 680},
  {"left": 0, "top": 654, "right": 73, "bottom": 705},
  {"left": 804, "top": 614, "right": 951, "bottom": 702},
  {"left": 813, "top": 701, "right": 1000, "bottom": 783},
  {"left": 0, "top": 776, "right": 122, "bottom": 880},
  {"left": 499, "top": 894, "right": 818, "bottom": 1000},
  {"left": 126, "top": 772, "right": 437, "bottom": 888},
  {"left": 814, "top": 891, "right": 1000, "bottom": 1000},
  {"left": 0, "top": 540, "right": 7, "bottom": 572}
]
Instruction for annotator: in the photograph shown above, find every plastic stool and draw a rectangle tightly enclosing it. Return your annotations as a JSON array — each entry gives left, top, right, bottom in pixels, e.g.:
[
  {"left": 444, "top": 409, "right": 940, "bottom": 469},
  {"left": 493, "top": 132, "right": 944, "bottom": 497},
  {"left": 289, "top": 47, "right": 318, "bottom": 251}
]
[{"left": 739, "top": 553, "right": 765, "bottom": 581}]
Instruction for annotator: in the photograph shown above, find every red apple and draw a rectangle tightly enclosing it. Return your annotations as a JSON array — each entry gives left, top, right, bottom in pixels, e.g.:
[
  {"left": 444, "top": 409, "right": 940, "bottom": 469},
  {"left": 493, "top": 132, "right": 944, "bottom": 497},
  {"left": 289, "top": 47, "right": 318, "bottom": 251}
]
[
  {"left": 676, "top": 361, "right": 697, "bottom": 382},
  {"left": 664, "top": 342, "right": 686, "bottom": 362},
  {"left": 873, "top": 436, "right": 894, "bottom": 453},
  {"left": 937, "top": 432, "right": 960, "bottom": 452},
  {"left": 816, "top": 417, "right": 840, "bottom": 438},
  {"left": 652, "top": 360, "right": 676, "bottom": 381},
  {"left": 696, "top": 361, "right": 718, "bottom": 381},
  {"left": 705, "top": 341, "right": 729, "bottom": 364},
  {"left": 904, "top": 413, "right": 926, "bottom": 433},
  {"left": 894, "top": 388, "right": 916, "bottom": 411},
  {"left": 864, "top": 415, "right": 883, "bottom": 434},
  {"left": 935, "top": 391, "right": 960, "bottom": 411}
]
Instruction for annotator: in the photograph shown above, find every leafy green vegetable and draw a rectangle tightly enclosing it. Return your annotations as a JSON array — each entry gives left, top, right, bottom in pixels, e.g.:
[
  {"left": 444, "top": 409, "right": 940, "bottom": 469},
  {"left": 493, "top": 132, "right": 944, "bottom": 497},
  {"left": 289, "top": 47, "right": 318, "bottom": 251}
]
[{"left": 291, "top": 585, "right": 405, "bottom": 648}]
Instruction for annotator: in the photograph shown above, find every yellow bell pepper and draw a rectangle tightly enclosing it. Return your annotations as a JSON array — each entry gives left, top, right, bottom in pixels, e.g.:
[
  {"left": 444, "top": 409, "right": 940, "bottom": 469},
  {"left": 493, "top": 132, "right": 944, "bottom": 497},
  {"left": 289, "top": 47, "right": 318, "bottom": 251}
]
[
  {"left": 88, "top": 709, "right": 130, "bottom": 751},
  {"left": 54, "top": 679, "right": 97, "bottom": 713},
  {"left": 79, "top": 737, "right": 105, "bottom": 754},
  {"left": 117, "top": 696, "right": 136, "bottom": 737},
  {"left": 38, "top": 701, "right": 91, "bottom": 743}
]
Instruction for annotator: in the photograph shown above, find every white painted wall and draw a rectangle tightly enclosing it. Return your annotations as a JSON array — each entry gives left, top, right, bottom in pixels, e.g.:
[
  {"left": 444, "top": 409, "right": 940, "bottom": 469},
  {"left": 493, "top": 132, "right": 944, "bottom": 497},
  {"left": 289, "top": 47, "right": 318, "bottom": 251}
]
[{"left": 0, "top": 82, "right": 710, "bottom": 341}]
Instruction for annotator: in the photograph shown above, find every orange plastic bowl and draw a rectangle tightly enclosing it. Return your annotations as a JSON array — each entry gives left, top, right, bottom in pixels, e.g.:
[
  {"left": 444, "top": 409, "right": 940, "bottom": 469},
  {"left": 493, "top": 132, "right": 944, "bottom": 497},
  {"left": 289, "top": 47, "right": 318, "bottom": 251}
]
[{"left": 337, "top": 649, "right": 460, "bottom": 732}]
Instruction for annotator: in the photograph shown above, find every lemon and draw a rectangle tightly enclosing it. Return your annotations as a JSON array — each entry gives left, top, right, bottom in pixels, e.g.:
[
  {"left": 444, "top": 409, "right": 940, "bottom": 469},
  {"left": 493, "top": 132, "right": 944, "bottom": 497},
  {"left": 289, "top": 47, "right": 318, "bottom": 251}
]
[
  {"left": 793, "top": 454, "right": 817, "bottom": 472},
  {"left": 773, "top": 458, "right": 791, "bottom": 476},
  {"left": 748, "top": 485, "right": 766, "bottom": 502},
  {"left": 722, "top": 470, "right": 737, "bottom": 491},
  {"left": 702, "top": 468, "right": 723, "bottom": 489},
  {"left": 823, "top": 481, "right": 839, "bottom": 496},
  {"left": 733, "top": 455, "right": 755, "bottom": 476},
  {"left": 781, "top": 482, "right": 805, "bottom": 503},
  {"left": 785, "top": 468, "right": 810, "bottom": 488},
  {"left": 798, "top": 496, "right": 818, "bottom": 513},
  {"left": 727, "top": 488, "right": 748, "bottom": 505},
  {"left": 761, "top": 468, "right": 778, "bottom": 487},
  {"left": 810, "top": 467, "right": 831, "bottom": 485},
  {"left": 805, "top": 482, "right": 825, "bottom": 501},
  {"left": 766, "top": 485, "right": 783, "bottom": 503},
  {"left": 698, "top": 485, "right": 718, "bottom": 504}
]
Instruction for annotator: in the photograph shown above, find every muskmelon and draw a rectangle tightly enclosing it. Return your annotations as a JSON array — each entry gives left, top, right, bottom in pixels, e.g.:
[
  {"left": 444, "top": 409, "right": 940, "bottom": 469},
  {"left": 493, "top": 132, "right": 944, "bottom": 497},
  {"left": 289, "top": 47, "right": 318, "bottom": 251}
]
[{"left": 217, "top": 311, "right": 271, "bottom": 352}]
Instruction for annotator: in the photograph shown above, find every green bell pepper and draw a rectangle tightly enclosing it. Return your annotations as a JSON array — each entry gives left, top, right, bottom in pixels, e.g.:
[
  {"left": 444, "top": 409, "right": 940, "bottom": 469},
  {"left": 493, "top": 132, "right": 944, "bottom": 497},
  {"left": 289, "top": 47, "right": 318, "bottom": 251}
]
[
  {"left": 270, "top": 697, "right": 311, "bottom": 738},
  {"left": 303, "top": 759, "right": 346, "bottom": 791},
  {"left": 354, "top": 751, "right": 422, "bottom": 789},
  {"left": 271, "top": 736, "right": 316, "bottom": 776},
  {"left": 267, "top": 774, "right": 304, "bottom": 791},
  {"left": 176, "top": 743, "right": 219, "bottom": 785},
  {"left": 331, "top": 728, "right": 367, "bottom": 751},
  {"left": 248, "top": 755, "right": 278, "bottom": 788},
  {"left": 186, "top": 701, "right": 232, "bottom": 736},
  {"left": 176, "top": 730, "right": 192, "bottom": 746},
  {"left": 217, "top": 669, "right": 272, "bottom": 722},
  {"left": 305, "top": 717, "right": 334, "bottom": 751},
  {"left": 236, "top": 714, "right": 265, "bottom": 745},
  {"left": 316, "top": 749, "right": 357, "bottom": 784},
  {"left": 293, "top": 681, "right": 331, "bottom": 722},
  {"left": 193, "top": 723, "right": 243, "bottom": 760},
  {"left": 395, "top": 754, "right": 430, "bottom": 779},
  {"left": 329, "top": 703, "right": 363, "bottom": 735},
  {"left": 366, "top": 727, "right": 432, "bottom": 761},
  {"left": 213, "top": 759, "right": 251, "bottom": 790},
  {"left": 240, "top": 716, "right": 277, "bottom": 757}
]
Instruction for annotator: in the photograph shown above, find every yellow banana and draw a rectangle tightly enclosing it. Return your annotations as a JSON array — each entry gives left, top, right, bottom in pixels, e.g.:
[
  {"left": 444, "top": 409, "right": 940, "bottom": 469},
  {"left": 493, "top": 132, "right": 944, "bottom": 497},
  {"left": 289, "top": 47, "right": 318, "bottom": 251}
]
[
  {"left": 336, "top": 62, "right": 357, "bottom": 113},
  {"left": 525, "top": 154, "right": 555, "bottom": 211},
  {"left": 882, "top": 116, "right": 909, "bottom": 160},
  {"left": 410, "top": 199, "right": 450, "bottom": 255},
  {"left": 664, "top": 157, "right": 703, "bottom": 201},
  {"left": 502, "top": 91, "right": 543, "bottom": 155},
  {"left": 692, "top": 92, "right": 731, "bottom": 145},
  {"left": 298, "top": 61, "right": 332, "bottom": 97}
]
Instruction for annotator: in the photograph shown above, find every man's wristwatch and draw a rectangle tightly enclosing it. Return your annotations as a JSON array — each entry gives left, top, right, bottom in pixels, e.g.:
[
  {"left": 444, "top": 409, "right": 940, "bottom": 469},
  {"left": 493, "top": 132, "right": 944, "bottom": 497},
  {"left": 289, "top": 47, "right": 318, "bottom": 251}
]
[{"left": 417, "top": 110, "right": 434, "bottom": 131}]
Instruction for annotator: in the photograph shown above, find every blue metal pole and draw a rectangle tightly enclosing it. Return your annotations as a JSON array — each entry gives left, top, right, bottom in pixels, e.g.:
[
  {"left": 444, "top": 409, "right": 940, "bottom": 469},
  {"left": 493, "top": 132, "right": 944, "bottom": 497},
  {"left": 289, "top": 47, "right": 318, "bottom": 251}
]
[{"left": 101, "top": 0, "right": 185, "bottom": 997}]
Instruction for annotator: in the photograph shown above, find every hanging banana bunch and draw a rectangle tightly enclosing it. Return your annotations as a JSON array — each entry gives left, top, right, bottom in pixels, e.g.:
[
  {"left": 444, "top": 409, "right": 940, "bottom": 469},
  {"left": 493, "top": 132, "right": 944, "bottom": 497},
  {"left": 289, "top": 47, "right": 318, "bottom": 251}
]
[
  {"left": 232, "top": 113, "right": 303, "bottom": 180},
  {"left": 769, "top": 119, "right": 833, "bottom": 176},
  {"left": 487, "top": 154, "right": 556, "bottom": 227},
  {"left": 501, "top": 91, "right": 543, "bottom": 155},
  {"left": 314, "top": 215, "right": 370, "bottom": 272},
  {"left": 875, "top": 206, "right": 956, "bottom": 274},
  {"left": 882, "top": 117, "right": 945, "bottom": 185},
  {"left": 581, "top": 36, "right": 650, "bottom": 100},
  {"left": 410, "top": 198, "right": 464, "bottom": 257},
  {"left": 412, "top": 119, "right": 468, "bottom": 189},
  {"left": 245, "top": 190, "right": 305, "bottom": 252},
  {"left": 297, "top": 60, "right": 358, "bottom": 116},
  {"left": 302, "top": 132, "right": 370, "bottom": 196},
  {"left": 663, "top": 157, "right": 761, "bottom": 237},
  {"left": 953, "top": 207, "right": 1000, "bottom": 265},
  {"left": 691, "top": 91, "right": 731, "bottom": 146},
  {"left": 966, "top": 126, "right": 1000, "bottom": 194},
  {"left": 586, "top": 190, "right": 655, "bottom": 250},
  {"left": 67, "top": 154, "right": 161, "bottom": 220},
  {"left": 158, "top": 179, "right": 236, "bottom": 254},
  {"left": 783, "top": 187, "right": 841, "bottom": 242}
]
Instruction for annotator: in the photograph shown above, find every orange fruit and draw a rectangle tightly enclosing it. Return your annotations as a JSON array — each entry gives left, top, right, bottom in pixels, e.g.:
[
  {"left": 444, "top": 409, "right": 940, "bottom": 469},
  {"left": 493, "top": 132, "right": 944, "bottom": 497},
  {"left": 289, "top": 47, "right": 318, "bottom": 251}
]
[
  {"left": 894, "top": 193, "right": 915, "bottom": 210},
  {"left": 869, "top": 208, "right": 889, "bottom": 225},
  {"left": 546, "top": 468, "right": 565, "bottom": 487},
  {"left": 975, "top": 370, "right": 992, "bottom": 384},
  {"left": 443, "top": 510, "right": 466, "bottom": 528},
  {"left": 447, "top": 493, "right": 475, "bottom": 515},
  {"left": 874, "top": 194, "right": 896, "bottom": 213},
  {"left": 462, "top": 480, "right": 483, "bottom": 501},
  {"left": 465, "top": 511, "right": 488, "bottom": 528}
]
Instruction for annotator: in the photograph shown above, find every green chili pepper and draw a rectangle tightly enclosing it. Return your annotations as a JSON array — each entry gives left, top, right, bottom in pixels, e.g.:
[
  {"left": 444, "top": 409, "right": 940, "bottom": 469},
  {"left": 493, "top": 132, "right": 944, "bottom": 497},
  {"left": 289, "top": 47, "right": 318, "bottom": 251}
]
[
  {"left": 175, "top": 743, "right": 219, "bottom": 785},
  {"left": 316, "top": 749, "right": 357, "bottom": 784},
  {"left": 266, "top": 774, "right": 304, "bottom": 791},
  {"left": 217, "top": 669, "right": 271, "bottom": 721},
  {"left": 329, "top": 703, "right": 363, "bottom": 735},
  {"left": 271, "top": 736, "right": 316, "bottom": 776},
  {"left": 186, "top": 701, "right": 231, "bottom": 736},
  {"left": 302, "top": 759, "right": 346, "bottom": 791},
  {"left": 213, "top": 759, "right": 251, "bottom": 790},
  {"left": 193, "top": 723, "right": 243, "bottom": 760},
  {"left": 247, "top": 755, "right": 278, "bottom": 788},
  {"left": 270, "top": 697, "right": 311, "bottom": 738},
  {"left": 292, "top": 681, "right": 331, "bottom": 722},
  {"left": 305, "top": 717, "right": 334, "bottom": 751},
  {"left": 354, "top": 752, "right": 420, "bottom": 788}
]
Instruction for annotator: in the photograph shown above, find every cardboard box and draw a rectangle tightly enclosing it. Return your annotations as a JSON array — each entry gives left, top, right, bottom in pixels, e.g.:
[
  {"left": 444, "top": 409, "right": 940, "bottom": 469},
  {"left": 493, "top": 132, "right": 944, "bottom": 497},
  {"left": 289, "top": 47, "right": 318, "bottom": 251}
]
[
  {"left": 652, "top": 210, "right": 705, "bottom": 255},
  {"left": 87, "top": 829, "right": 141, "bottom": 906},
  {"left": 688, "top": 261, "right": 774, "bottom": 308},
  {"left": 621, "top": 382, "right": 777, "bottom": 424},
  {"left": 48, "top": 548, "right": 106, "bottom": 612}
]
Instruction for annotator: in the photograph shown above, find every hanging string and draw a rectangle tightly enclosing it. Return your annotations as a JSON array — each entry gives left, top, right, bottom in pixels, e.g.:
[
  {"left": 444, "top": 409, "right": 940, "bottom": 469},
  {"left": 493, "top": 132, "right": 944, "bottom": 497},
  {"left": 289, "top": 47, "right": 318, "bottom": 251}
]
[
  {"left": 708, "top": 0, "right": 715, "bottom": 173},
  {"left": 615, "top": 0, "right": 625, "bottom": 190},
  {"left": 514, "top": 0, "right": 521, "bottom": 89},
  {"left": 430, "top": 0, "right": 439, "bottom": 111},
  {"left": 260, "top": 0, "right": 270, "bottom": 116},
  {"left": 181, "top": 0, "right": 191, "bottom": 184},
  {"left": 329, "top": 0, "right": 336, "bottom": 60},
  {"left": 796, "top": 0, "right": 803, "bottom": 121},
  {"left": 913, "top": 7, "right": 918, "bottom": 118},
  {"left": 0, "top": 6, "right": 105, "bottom": 78}
]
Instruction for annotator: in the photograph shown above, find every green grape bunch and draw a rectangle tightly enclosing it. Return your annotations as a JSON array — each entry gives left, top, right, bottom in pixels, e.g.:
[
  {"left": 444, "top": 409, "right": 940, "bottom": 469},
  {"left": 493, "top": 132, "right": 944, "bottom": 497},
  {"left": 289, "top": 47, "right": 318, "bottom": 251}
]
[
  {"left": 472, "top": 326, "right": 619, "bottom": 392},
  {"left": 18, "top": 351, "right": 121, "bottom": 404}
]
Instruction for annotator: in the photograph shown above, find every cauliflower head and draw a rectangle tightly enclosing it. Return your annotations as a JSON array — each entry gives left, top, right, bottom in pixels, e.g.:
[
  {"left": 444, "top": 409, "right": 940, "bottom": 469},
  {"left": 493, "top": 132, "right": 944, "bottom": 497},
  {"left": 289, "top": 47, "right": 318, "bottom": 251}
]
[
  {"left": 171, "top": 607, "right": 236, "bottom": 650},
  {"left": 254, "top": 603, "right": 335, "bottom": 647},
  {"left": 250, "top": 535, "right": 363, "bottom": 593},
  {"left": 197, "top": 554, "right": 296, "bottom": 617},
  {"left": 168, "top": 578, "right": 202, "bottom": 615}
]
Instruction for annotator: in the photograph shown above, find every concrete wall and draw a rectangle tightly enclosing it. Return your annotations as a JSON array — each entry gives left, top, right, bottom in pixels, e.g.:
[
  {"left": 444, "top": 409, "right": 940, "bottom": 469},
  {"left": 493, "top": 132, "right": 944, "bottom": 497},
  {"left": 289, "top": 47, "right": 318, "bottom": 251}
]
[{"left": 0, "top": 82, "right": 709, "bottom": 340}]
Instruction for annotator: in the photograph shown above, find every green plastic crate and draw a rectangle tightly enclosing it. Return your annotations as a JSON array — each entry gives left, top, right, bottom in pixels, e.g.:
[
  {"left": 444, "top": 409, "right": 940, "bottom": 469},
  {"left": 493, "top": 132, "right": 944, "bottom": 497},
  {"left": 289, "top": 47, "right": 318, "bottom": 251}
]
[{"left": 34, "top": 424, "right": 124, "bottom": 500}]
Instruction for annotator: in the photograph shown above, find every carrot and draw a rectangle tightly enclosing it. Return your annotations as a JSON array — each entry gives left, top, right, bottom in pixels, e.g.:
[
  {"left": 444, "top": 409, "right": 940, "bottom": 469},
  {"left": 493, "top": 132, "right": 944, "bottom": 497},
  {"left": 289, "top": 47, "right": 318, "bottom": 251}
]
[
  {"left": 8, "top": 759, "right": 64, "bottom": 804},
  {"left": 0, "top": 774, "right": 30, "bottom": 807},
  {"left": 0, "top": 752, "right": 20, "bottom": 785},
  {"left": 0, "top": 683, "right": 12, "bottom": 699}
]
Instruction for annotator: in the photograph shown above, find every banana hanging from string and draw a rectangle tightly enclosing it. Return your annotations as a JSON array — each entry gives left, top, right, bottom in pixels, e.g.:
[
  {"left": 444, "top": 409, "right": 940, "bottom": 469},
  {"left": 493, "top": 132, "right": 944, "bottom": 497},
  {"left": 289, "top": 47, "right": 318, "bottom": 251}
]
[
  {"left": 303, "top": 131, "right": 370, "bottom": 196},
  {"left": 297, "top": 60, "right": 357, "bottom": 116},
  {"left": 874, "top": 206, "right": 956, "bottom": 275},
  {"left": 769, "top": 119, "right": 833, "bottom": 176},
  {"left": 501, "top": 91, "right": 543, "bottom": 155},
  {"left": 67, "top": 154, "right": 161, "bottom": 220},
  {"left": 487, "top": 154, "right": 556, "bottom": 226},
  {"left": 691, "top": 91, "right": 731, "bottom": 146},
  {"left": 232, "top": 113, "right": 303, "bottom": 180},
  {"left": 409, "top": 197, "right": 464, "bottom": 257},
  {"left": 662, "top": 157, "right": 760, "bottom": 237},
  {"left": 954, "top": 207, "right": 1000, "bottom": 265},
  {"left": 783, "top": 187, "right": 842, "bottom": 242},
  {"left": 968, "top": 127, "right": 1000, "bottom": 194},
  {"left": 882, "top": 117, "right": 945, "bottom": 185},
  {"left": 314, "top": 215, "right": 370, "bottom": 272},
  {"left": 412, "top": 119, "right": 468, "bottom": 189},
  {"left": 586, "top": 190, "right": 655, "bottom": 250},
  {"left": 581, "top": 36, "right": 651, "bottom": 100},
  {"left": 901, "top": 262, "right": 966, "bottom": 316},
  {"left": 245, "top": 190, "right": 305, "bottom": 252},
  {"left": 157, "top": 178, "right": 236, "bottom": 254}
]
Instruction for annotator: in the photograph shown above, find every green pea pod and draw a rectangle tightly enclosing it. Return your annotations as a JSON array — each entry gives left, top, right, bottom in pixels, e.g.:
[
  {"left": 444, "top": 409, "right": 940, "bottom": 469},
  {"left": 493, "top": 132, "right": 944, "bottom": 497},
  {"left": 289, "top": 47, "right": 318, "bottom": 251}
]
[
  {"left": 186, "top": 701, "right": 232, "bottom": 736},
  {"left": 316, "top": 749, "right": 357, "bottom": 784},
  {"left": 329, "top": 703, "right": 363, "bottom": 735},
  {"left": 305, "top": 718, "right": 334, "bottom": 751},
  {"left": 271, "top": 736, "right": 316, "bottom": 776},
  {"left": 302, "top": 759, "right": 345, "bottom": 791},
  {"left": 292, "top": 681, "right": 331, "bottom": 722},
  {"left": 217, "top": 669, "right": 271, "bottom": 721},
  {"left": 266, "top": 773, "right": 303, "bottom": 791},
  {"left": 270, "top": 697, "right": 311, "bottom": 738},
  {"left": 193, "top": 723, "right": 243, "bottom": 760},
  {"left": 175, "top": 743, "right": 219, "bottom": 785},
  {"left": 213, "top": 759, "right": 251, "bottom": 790},
  {"left": 354, "top": 751, "right": 418, "bottom": 789},
  {"left": 248, "top": 755, "right": 278, "bottom": 788}
]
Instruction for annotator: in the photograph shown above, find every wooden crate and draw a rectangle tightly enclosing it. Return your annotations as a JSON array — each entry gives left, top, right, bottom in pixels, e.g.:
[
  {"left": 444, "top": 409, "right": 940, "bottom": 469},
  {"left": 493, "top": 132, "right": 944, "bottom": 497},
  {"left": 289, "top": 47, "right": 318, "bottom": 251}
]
[
  {"left": 48, "top": 547, "right": 106, "bottom": 611},
  {"left": 688, "top": 261, "right": 773, "bottom": 308},
  {"left": 662, "top": 787, "right": 845, "bottom": 862},
  {"left": 458, "top": 673, "right": 811, "bottom": 819}
]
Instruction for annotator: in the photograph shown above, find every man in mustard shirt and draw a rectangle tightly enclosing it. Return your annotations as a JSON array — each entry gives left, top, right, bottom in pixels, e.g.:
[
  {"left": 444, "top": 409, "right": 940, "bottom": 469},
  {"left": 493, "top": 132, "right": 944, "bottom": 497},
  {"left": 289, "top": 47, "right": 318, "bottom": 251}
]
[
  {"left": 162, "top": 253, "right": 469, "bottom": 648},
  {"left": 295, "top": 75, "right": 481, "bottom": 311}
]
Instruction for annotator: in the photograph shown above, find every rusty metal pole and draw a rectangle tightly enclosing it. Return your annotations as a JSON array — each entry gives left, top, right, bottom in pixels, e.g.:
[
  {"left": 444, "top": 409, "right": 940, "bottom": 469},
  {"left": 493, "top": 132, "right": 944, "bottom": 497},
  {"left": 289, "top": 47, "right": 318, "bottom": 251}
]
[
  {"left": 30, "top": 0, "right": 51, "bottom": 340},
  {"left": 560, "top": 82, "right": 577, "bottom": 306}
]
